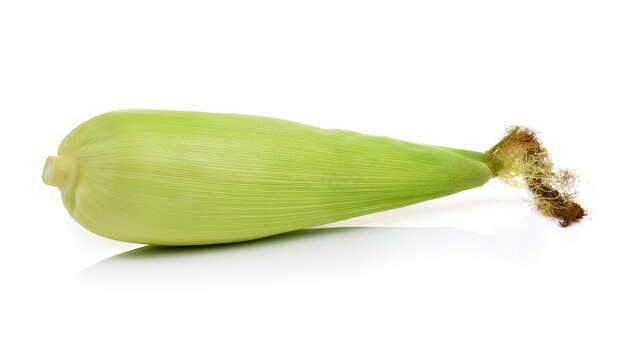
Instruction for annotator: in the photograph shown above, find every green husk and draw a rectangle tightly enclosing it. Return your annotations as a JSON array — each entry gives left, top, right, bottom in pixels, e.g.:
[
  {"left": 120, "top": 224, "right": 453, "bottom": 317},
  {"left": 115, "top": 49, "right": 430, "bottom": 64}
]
[{"left": 42, "top": 109, "right": 584, "bottom": 245}]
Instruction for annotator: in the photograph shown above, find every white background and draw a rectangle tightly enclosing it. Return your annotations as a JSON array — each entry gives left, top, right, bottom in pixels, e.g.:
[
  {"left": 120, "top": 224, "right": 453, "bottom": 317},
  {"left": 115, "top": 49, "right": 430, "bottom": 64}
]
[{"left": 1, "top": 0, "right": 624, "bottom": 340}]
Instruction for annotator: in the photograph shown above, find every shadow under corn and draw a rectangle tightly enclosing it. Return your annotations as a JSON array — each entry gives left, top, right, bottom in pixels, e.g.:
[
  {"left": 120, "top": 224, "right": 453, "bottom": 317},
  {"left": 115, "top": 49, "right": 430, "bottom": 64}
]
[{"left": 77, "top": 225, "right": 528, "bottom": 287}]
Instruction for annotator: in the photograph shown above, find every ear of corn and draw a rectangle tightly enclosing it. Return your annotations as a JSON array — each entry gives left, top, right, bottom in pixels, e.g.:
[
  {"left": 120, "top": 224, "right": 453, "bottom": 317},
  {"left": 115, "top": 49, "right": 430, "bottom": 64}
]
[{"left": 43, "top": 109, "right": 494, "bottom": 245}]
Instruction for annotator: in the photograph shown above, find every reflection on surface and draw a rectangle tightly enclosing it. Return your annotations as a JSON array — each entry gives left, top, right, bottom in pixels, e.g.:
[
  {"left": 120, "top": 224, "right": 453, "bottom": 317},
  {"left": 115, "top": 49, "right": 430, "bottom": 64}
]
[{"left": 77, "top": 224, "right": 540, "bottom": 287}]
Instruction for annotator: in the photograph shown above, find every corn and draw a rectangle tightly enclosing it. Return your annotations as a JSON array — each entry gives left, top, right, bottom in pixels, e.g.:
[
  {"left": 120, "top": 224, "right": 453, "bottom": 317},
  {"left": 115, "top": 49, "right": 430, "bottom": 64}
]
[{"left": 42, "top": 110, "right": 583, "bottom": 245}]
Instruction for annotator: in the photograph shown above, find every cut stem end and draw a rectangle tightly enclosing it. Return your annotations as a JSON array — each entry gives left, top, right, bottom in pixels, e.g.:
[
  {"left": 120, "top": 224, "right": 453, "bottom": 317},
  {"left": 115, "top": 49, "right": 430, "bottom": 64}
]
[
  {"left": 42, "top": 155, "right": 77, "bottom": 192},
  {"left": 42, "top": 156, "right": 56, "bottom": 185}
]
